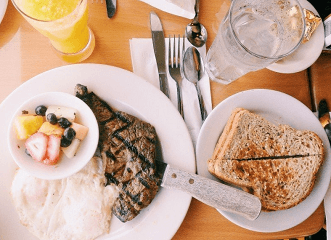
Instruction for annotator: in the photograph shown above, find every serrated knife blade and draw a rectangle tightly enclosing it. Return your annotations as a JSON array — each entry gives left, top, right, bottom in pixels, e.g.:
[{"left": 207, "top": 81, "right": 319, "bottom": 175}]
[
  {"left": 319, "top": 99, "right": 331, "bottom": 240},
  {"left": 155, "top": 160, "right": 261, "bottom": 220},
  {"left": 318, "top": 99, "right": 331, "bottom": 144},
  {"left": 150, "top": 11, "right": 170, "bottom": 97}
]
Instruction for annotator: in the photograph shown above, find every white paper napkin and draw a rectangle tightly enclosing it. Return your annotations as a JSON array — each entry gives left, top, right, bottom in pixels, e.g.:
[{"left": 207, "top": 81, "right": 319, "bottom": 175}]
[
  {"left": 130, "top": 38, "right": 212, "bottom": 146},
  {"left": 138, "top": 0, "right": 195, "bottom": 19}
]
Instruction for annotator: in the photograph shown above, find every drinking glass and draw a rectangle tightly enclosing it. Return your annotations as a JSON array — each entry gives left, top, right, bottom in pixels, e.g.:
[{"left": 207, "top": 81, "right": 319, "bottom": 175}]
[
  {"left": 12, "top": 0, "right": 95, "bottom": 63},
  {"left": 205, "top": 0, "right": 305, "bottom": 84}
]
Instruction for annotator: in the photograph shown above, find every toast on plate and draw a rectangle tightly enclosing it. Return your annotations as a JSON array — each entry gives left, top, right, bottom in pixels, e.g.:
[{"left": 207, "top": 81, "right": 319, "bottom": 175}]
[{"left": 208, "top": 108, "right": 324, "bottom": 211}]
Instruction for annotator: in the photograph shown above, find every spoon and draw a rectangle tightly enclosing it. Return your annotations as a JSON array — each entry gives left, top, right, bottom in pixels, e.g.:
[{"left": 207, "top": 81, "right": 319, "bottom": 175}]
[
  {"left": 183, "top": 46, "right": 208, "bottom": 121},
  {"left": 185, "top": 0, "right": 207, "bottom": 48}
]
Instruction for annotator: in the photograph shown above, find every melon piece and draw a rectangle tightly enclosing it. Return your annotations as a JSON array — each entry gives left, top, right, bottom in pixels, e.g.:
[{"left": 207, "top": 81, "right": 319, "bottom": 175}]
[
  {"left": 45, "top": 106, "right": 77, "bottom": 122},
  {"left": 71, "top": 122, "right": 89, "bottom": 140},
  {"left": 62, "top": 138, "right": 81, "bottom": 158},
  {"left": 13, "top": 115, "right": 44, "bottom": 140}
]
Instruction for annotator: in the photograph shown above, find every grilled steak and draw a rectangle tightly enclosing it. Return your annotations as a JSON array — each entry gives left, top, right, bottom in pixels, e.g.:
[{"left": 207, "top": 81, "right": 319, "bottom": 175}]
[{"left": 75, "top": 84, "right": 161, "bottom": 222}]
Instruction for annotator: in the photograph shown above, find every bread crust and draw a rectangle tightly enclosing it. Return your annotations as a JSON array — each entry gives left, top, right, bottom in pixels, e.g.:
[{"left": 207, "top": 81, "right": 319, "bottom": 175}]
[
  {"left": 209, "top": 108, "right": 245, "bottom": 175},
  {"left": 208, "top": 108, "right": 325, "bottom": 211}
]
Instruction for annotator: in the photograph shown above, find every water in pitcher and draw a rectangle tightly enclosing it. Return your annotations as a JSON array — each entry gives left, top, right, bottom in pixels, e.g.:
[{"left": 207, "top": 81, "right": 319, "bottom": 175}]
[
  {"left": 205, "top": 7, "right": 284, "bottom": 83},
  {"left": 233, "top": 9, "right": 283, "bottom": 58}
]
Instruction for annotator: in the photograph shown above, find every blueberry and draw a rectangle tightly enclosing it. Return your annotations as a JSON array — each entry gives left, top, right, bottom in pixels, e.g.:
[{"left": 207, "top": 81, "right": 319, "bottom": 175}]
[
  {"left": 46, "top": 113, "right": 58, "bottom": 125},
  {"left": 60, "top": 135, "right": 72, "bottom": 147},
  {"left": 58, "top": 117, "right": 72, "bottom": 128},
  {"left": 35, "top": 105, "right": 47, "bottom": 116},
  {"left": 64, "top": 127, "right": 76, "bottom": 141},
  {"left": 25, "top": 148, "right": 31, "bottom": 157}
]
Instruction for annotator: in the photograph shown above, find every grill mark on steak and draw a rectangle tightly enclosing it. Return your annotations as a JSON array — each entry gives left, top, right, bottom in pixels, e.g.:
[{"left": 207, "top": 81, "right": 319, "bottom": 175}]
[
  {"left": 105, "top": 172, "right": 119, "bottom": 185},
  {"left": 75, "top": 84, "right": 161, "bottom": 222}
]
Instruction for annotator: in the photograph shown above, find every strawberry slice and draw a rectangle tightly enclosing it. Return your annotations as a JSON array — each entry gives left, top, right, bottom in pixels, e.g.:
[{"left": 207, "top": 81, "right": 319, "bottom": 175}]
[
  {"left": 43, "top": 135, "right": 61, "bottom": 165},
  {"left": 25, "top": 132, "right": 48, "bottom": 162}
]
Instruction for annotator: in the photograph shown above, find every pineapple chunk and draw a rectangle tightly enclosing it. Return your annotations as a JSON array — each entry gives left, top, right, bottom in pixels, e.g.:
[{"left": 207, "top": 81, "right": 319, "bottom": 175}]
[
  {"left": 14, "top": 115, "right": 44, "bottom": 140},
  {"left": 38, "top": 122, "right": 64, "bottom": 136}
]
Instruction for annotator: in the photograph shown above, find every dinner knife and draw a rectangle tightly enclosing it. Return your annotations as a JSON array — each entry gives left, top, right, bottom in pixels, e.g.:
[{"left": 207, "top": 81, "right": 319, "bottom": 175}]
[
  {"left": 318, "top": 99, "right": 331, "bottom": 144},
  {"left": 319, "top": 99, "right": 331, "bottom": 240},
  {"left": 105, "top": 0, "right": 116, "bottom": 18},
  {"left": 155, "top": 160, "right": 261, "bottom": 220},
  {"left": 150, "top": 11, "right": 170, "bottom": 98}
]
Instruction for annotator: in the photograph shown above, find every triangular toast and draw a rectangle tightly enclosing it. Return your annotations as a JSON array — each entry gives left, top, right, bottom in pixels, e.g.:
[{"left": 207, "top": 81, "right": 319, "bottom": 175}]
[
  {"left": 208, "top": 155, "right": 322, "bottom": 210},
  {"left": 211, "top": 108, "right": 323, "bottom": 161},
  {"left": 208, "top": 108, "right": 325, "bottom": 211}
]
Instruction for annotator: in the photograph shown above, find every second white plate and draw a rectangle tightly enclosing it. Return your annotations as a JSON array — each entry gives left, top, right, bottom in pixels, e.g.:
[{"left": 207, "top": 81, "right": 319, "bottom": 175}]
[{"left": 196, "top": 89, "right": 331, "bottom": 232}]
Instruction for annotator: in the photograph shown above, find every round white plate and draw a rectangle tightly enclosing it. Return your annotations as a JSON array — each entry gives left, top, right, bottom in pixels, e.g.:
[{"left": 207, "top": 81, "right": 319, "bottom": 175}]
[
  {"left": 196, "top": 89, "right": 331, "bottom": 232},
  {"left": 0, "top": 0, "right": 8, "bottom": 25},
  {"left": 0, "top": 64, "right": 196, "bottom": 240},
  {"left": 267, "top": 0, "right": 324, "bottom": 74}
]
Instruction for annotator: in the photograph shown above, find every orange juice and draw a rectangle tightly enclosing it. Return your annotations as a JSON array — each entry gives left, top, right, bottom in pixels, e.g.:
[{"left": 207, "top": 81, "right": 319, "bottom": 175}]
[
  {"left": 22, "top": 0, "right": 81, "bottom": 21},
  {"left": 12, "top": 0, "right": 95, "bottom": 63}
]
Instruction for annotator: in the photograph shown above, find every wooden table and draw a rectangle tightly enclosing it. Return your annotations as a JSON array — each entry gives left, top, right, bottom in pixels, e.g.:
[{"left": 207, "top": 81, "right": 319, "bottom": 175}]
[{"left": 0, "top": 0, "right": 328, "bottom": 239}]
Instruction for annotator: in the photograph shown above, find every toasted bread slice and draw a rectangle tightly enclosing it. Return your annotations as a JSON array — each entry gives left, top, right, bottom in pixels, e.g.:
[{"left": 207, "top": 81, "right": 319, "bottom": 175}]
[
  {"left": 211, "top": 108, "right": 323, "bottom": 162},
  {"left": 208, "top": 108, "right": 325, "bottom": 211},
  {"left": 208, "top": 155, "right": 323, "bottom": 210}
]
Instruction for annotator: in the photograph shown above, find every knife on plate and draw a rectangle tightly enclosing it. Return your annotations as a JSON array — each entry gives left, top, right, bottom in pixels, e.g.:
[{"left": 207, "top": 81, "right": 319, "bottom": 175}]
[
  {"left": 318, "top": 99, "right": 331, "bottom": 144},
  {"left": 150, "top": 11, "right": 170, "bottom": 98},
  {"left": 105, "top": 0, "right": 116, "bottom": 18},
  {"left": 318, "top": 99, "right": 331, "bottom": 240},
  {"left": 155, "top": 160, "right": 261, "bottom": 220}
]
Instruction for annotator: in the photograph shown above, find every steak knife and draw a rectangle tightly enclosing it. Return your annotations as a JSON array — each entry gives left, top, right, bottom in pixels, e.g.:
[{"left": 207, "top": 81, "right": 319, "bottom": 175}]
[
  {"left": 318, "top": 99, "right": 331, "bottom": 144},
  {"left": 156, "top": 160, "right": 261, "bottom": 220},
  {"left": 319, "top": 99, "right": 331, "bottom": 240},
  {"left": 150, "top": 11, "right": 170, "bottom": 97},
  {"left": 105, "top": 0, "right": 116, "bottom": 18}
]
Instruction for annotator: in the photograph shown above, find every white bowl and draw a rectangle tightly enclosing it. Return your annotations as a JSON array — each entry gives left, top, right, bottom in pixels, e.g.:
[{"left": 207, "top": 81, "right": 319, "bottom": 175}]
[{"left": 7, "top": 92, "right": 99, "bottom": 180}]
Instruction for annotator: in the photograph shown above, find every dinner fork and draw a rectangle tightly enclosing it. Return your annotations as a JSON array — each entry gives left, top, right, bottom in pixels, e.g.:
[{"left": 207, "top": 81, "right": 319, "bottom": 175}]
[{"left": 168, "top": 35, "right": 185, "bottom": 118}]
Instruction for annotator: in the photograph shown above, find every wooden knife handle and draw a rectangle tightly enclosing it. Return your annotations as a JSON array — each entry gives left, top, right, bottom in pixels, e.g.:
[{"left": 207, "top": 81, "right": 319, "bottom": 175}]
[{"left": 162, "top": 165, "right": 261, "bottom": 220}]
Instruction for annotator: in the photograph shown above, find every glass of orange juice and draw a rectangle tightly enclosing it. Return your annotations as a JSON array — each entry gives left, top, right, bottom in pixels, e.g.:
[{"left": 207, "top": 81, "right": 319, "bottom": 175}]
[{"left": 11, "top": 0, "right": 95, "bottom": 63}]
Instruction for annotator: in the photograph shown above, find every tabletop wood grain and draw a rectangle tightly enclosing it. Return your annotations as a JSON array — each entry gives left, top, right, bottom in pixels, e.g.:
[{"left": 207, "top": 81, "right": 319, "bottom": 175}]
[{"left": 0, "top": 0, "right": 327, "bottom": 239}]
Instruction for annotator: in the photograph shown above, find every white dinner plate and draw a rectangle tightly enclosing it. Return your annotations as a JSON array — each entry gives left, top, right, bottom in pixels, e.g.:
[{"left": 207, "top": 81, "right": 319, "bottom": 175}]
[
  {"left": 196, "top": 89, "right": 331, "bottom": 232},
  {"left": 267, "top": 0, "right": 324, "bottom": 74},
  {"left": 0, "top": 64, "right": 196, "bottom": 240},
  {"left": 0, "top": 0, "right": 8, "bottom": 25}
]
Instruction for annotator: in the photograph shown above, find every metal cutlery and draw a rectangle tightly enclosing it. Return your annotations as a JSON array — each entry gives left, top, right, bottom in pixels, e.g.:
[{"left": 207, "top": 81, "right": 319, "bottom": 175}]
[
  {"left": 183, "top": 46, "right": 208, "bottom": 121},
  {"left": 150, "top": 12, "right": 170, "bottom": 98},
  {"left": 318, "top": 99, "right": 331, "bottom": 240},
  {"left": 105, "top": 0, "right": 117, "bottom": 18},
  {"left": 168, "top": 35, "right": 184, "bottom": 118},
  {"left": 90, "top": 0, "right": 116, "bottom": 18},
  {"left": 185, "top": 0, "right": 207, "bottom": 47},
  {"left": 318, "top": 99, "right": 331, "bottom": 143}
]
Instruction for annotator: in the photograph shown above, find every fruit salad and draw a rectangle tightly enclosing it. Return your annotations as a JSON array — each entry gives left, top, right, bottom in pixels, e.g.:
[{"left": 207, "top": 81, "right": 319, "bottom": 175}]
[{"left": 13, "top": 105, "right": 89, "bottom": 165}]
